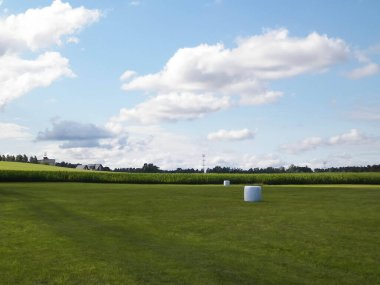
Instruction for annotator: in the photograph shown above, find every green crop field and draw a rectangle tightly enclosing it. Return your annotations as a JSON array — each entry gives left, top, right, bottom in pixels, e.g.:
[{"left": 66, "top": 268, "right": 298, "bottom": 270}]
[
  {"left": 0, "top": 161, "right": 81, "bottom": 171},
  {"left": 1, "top": 162, "right": 380, "bottom": 184},
  {"left": 1, "top": 183, "right": 379, "bottom": 284}
]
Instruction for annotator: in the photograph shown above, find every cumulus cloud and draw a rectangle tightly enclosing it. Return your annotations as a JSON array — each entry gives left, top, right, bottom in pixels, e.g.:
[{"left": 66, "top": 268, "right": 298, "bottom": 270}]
[
  {"left": 328, "top": 129, "right": 366, "bottom": 145},
  {"left": 0, "top": 52, "right": 74, "bottom": 108},
  {"left": 111, "top": 92, "right": 231, "bottom": 124},
  {"left": 37, "top": 120, "right": 113, "bottom": 141},
  {"left": 346, "top": 49, "right": 380, "bottom": 79},
  {"left": 118, "top": 28, "right": 349, "bottom": 124},
  {"left": 0, "top": 1, "right": 100, "bottom": 107},
  {"left": 0, "top": 0, "right": 100, "bottom": 54},
  {"left": 281, "top": 129, "right": 370, "bottom": 154},
  {"left": 0, "top": 122, "right": 31, "bottom": 139},
  {"left": 346, "top": 63, "right": 380, "bottom": 79},
  {"left": 121, "top": 29, "right": 349, "bottom": 96},
  {"left": 37, "top": 120, "right": 114, "bottom": 149},
  {"left": 207, "top": 128, "right": 254, "bottom": 141}
]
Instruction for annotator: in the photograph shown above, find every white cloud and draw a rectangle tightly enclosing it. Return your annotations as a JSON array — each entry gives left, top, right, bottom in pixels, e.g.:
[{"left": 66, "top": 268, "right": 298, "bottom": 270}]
[
  {"left": 40, "top": 123, "right": 375, "bottom": 171},
  {"left": 346, "top": 49, "right": 380, "bottom": 79},
  {"left": 241, "top": 154, "right": 285, "bottom": 169},
  {"left": 0, "top": 1, "right": 100, "bottom": 107},
  {"left": 37, "top": 120, "right": 113, "bottom": 141},
  {"left": 207, "top": 128, "right": 254, "bottom": 141},
  {"left": 129, "top": 1, "right": 141, "bottom": 6},
  {"left": 36, "top": 120, "right": 117, "bottom": 149},
  {"left": 121, "top": 28, "right": 349, "bottom": 100},
  {"left": 111, "top": 92, "right": 231, "bottom": 124},
  {"left": 118, "top": 28, "right": 349, "bottom": 124},
  {"left": 282, "top": 137, "right": 324, "bottom": 154},
  {"left": 0, "top": 122, "right": 31, "bottom": 139},
  {"left": 44, "top": 126, "right": 283, "bottom": 170},
  {"left": 66, "top": 37, "right": 79, "bottom": 44},
  {"left": 44, "top": 125, "right": 204, "bottom": 169},
  {"left": 120, "top": 70, "right": 137, "bottom": 81},
  {"left": 346, "top": 63, "right": 380, "bottom": 79},
  {"left": 239, "top": 90, "right": 283, "bottom": 105},
  {"left": 0, "top": 0, "right": 100, "bottom": 54},
  {"left": 328, "top": 129, "right": 366, "bottom": 145},
  {"left": 281, "top": 129, "right": 370, "bottom": 154},
  {"left": 0, "top": 52, "right": 74, "bottom": 108}
]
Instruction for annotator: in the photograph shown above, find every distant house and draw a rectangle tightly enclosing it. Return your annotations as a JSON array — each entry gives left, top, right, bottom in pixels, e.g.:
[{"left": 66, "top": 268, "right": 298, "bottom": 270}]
[
  {"left": 88, "top": 164, "right": 104, "bottom": 171},
  {"left": 38, "top": 156, "right": 56, "bottom": 166},
  {"left": 76, "top": 164, "right": 104, "bottom": 171},
  {"left": 76, "top": 164, "right": 89, "bottom": 170}
]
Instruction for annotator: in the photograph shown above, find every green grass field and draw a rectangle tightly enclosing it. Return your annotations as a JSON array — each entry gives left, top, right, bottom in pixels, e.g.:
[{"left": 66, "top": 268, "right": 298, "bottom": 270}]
[{"left": 1, "top": 183, "right": 379, "bottom": 284}]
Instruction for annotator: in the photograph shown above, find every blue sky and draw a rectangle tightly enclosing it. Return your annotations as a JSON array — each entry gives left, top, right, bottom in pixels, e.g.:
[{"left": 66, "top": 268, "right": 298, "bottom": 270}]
[{"left": 0, "top": 0, "right": 379, "bottom": 169}]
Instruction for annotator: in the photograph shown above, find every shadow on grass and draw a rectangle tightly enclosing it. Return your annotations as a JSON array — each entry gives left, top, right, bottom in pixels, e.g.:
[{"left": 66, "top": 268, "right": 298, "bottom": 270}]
[{"left": 8, "top": 189, "right": 257, "bottom": 285}]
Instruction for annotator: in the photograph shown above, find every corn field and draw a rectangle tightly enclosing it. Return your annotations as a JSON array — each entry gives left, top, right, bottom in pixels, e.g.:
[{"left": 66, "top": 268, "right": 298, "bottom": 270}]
[{"left": 0, "top": 170, "right": 379, "bottom": 184}]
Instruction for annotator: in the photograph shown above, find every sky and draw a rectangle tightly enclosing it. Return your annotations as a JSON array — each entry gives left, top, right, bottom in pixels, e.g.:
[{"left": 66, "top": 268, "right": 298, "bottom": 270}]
[{"left": 0, "top": 0, "right": 379, "bottom": 170}]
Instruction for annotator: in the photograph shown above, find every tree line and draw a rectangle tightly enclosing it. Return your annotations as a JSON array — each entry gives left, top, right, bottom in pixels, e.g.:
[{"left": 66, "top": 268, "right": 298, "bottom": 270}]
[
  {"left": 1, "top": 153, "right": 379, "bottom": 173},
  {"left": 0, "top": 154, "right": 38, "bottom": 163},
  {"left": 115, "top": 163, "right": 380, "bottom": 173},
  {"left": 314, "top": 165, "right": 380, "bottom": 172}
]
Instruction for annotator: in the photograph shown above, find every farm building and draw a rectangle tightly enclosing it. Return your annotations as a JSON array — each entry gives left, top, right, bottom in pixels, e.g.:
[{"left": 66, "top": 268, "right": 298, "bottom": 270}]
[
  {"left": 37, "top": 156, "right": 56, "bottom": 166},
  {"left": 76, "top": 164, "right": 89, "bottom": 170},
  {"left": 76, "top": 164, "right": 104, "bottom": 171}
]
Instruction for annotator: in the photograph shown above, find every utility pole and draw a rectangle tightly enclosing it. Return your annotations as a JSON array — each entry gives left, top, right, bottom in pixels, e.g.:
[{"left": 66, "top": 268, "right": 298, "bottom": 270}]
[{"left": 202, "top": 154, "right": 206, "bottom": 173}]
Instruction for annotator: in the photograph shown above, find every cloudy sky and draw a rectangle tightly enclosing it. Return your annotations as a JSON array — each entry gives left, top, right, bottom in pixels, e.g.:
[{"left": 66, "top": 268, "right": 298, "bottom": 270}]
[{"left": 0, "top": 0, "right": 379, "bottom": 170}]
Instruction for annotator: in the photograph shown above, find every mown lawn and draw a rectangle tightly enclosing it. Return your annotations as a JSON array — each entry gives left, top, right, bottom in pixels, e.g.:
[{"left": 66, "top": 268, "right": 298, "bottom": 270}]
[{"left": 0, "top": 183, "right": 379, "bottom": 284}]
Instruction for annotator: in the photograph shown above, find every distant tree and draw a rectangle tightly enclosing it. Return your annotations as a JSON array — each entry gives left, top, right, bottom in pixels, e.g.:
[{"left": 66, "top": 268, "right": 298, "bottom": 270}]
[
  {"left": 15, "top": 154, "right": 23, "bottom": 162},
  {"left": 142, "top": 163, "right": 160, "bottom": 173},
  {"left": 29, "top": 156, "right": 38, "bottom": 164},
  {"left": 55, "top": 161, "right": 80, "bottom": 168},
  {"left": 287, "top": 164, "right": 312, "bottom": 173},
  {"left": 6, "top": 155, "right": 15, "bottom": 162}
]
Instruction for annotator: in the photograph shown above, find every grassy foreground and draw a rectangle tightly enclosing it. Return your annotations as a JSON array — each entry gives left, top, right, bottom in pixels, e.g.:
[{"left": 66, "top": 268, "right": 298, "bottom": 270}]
[{"left": 0, "top": 183, "right": 379, "bottom": 284}]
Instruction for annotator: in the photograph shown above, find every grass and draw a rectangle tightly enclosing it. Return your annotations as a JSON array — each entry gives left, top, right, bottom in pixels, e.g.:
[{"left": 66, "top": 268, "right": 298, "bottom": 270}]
[{"left": 0, "top": 183, "right": 379, "bottom": 284}]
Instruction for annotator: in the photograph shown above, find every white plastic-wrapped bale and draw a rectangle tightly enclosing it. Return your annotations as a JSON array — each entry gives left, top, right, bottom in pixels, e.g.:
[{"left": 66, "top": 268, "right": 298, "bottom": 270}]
[
  {"left": 244, "top": 186, "right": 262, "bottom": 202},
  {"left": 224, "top": 180, "right": 230, "bottom": 186}
]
